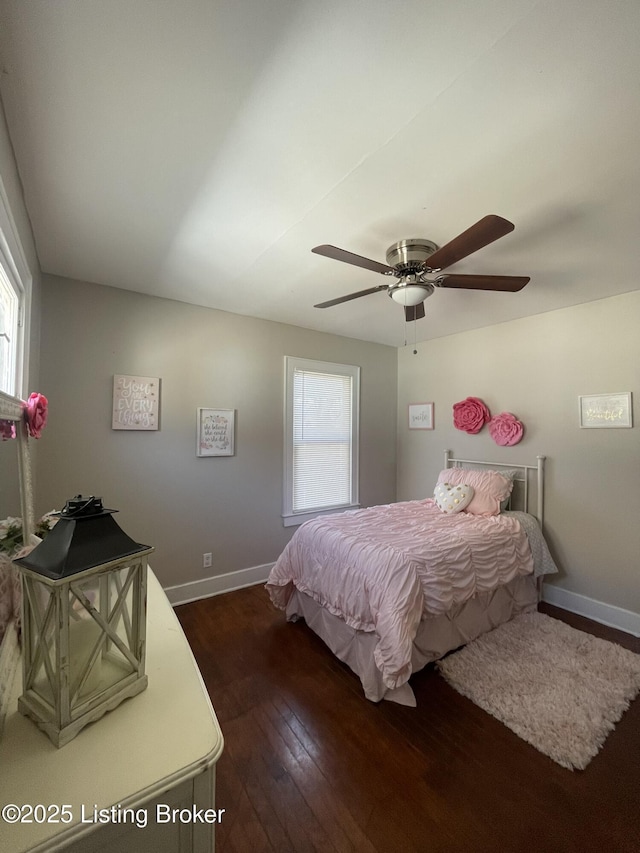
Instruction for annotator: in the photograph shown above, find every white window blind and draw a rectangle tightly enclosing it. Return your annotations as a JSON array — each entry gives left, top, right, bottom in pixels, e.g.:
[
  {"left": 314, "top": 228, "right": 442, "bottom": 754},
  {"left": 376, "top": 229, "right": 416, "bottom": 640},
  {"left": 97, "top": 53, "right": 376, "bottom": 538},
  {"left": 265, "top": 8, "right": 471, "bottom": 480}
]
[
  {"left": 284, "top": 357, "right": 359, "bottom": 525},
  {"left": 0, "top": 264, "right": 18, "bottom": 396}
]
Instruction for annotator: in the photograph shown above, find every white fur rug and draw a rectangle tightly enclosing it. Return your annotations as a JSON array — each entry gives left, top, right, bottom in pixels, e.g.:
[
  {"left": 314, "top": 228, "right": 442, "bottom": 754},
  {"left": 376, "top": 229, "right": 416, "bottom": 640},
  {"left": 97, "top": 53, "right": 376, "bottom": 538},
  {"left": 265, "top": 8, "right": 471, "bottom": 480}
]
[{"left": 437, "top": 612, "right": 640, "bottom": 770}]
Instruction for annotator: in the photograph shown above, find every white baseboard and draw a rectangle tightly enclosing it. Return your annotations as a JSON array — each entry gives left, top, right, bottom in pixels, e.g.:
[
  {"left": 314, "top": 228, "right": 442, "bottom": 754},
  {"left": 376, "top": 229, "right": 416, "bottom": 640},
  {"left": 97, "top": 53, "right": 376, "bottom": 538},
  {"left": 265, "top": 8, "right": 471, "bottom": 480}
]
[
  {"left": 542, "top": 583, "right": 640, "bottom": 638},
  {"left": 164, "top": 568, "right": 640, "bottom": 639},
  {"left": 164, "top": 562, "right": 274, "bottom": 607}
]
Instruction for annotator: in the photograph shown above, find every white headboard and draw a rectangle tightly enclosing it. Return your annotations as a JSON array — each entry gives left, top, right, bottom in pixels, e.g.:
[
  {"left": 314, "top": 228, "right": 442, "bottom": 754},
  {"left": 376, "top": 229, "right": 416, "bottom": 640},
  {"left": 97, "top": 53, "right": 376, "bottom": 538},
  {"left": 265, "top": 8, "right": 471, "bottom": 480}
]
[{"left": 444, "top": 450, "right": 546, "bottom": 528}]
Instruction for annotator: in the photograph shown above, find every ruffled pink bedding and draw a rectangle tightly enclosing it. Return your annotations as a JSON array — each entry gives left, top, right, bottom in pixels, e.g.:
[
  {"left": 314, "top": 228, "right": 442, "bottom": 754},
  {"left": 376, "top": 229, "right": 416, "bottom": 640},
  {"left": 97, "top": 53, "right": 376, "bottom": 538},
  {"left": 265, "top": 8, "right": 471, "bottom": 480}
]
[{"left": 266, "top": 499, "right": 534, "bottom": 690}]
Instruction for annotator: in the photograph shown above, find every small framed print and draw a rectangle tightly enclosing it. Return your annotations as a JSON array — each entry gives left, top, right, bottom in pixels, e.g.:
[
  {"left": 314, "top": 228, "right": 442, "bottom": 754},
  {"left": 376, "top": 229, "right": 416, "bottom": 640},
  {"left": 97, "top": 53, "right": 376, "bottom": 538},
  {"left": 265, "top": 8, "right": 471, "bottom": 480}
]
[
  {"left": 579, "top": 392, "right": 632, "bottom": 428},
  {"left": 197, "top": 408, "right": 235, "bottom": 456},
  {"left": 408, "top": 402, "right": 434, "bottom": 430},
  {"left": 112, "top": 374, "right": 160, "bottom": 430}
]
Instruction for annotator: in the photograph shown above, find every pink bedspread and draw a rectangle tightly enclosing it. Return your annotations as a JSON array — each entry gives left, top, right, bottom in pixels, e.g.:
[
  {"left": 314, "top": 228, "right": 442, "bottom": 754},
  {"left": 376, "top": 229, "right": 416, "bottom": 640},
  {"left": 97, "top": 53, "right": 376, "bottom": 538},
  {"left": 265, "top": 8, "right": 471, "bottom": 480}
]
[{"left": 266, "top": 500, "right": 534, "bottom": 690}]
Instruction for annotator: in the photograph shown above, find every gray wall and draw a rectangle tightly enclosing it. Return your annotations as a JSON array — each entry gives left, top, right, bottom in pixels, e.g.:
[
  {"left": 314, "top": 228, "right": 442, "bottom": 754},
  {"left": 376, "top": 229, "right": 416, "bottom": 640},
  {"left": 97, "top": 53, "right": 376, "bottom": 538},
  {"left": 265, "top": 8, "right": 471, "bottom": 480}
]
[
  {"left": 397, "top": 290, "right": 640, "bottom": 613},
  {"left": 37, "top": 275, "right": 398, "bottom": 588}
]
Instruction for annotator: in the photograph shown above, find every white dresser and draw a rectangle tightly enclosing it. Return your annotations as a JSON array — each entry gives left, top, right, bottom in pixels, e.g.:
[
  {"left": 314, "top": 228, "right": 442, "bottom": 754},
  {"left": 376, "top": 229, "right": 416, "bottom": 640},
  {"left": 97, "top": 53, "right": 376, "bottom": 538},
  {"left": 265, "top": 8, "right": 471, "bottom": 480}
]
[{"left": 0, "top": 571, "right": 224, "bottom": 853}]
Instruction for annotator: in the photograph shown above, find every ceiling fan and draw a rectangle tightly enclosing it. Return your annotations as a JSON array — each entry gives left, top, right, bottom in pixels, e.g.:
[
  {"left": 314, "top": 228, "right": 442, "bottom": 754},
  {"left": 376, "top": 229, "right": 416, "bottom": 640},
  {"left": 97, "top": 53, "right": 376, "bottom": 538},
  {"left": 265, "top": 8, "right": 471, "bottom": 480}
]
[{"left": 312, "top": 215, "right": 529, "bottom": 321}]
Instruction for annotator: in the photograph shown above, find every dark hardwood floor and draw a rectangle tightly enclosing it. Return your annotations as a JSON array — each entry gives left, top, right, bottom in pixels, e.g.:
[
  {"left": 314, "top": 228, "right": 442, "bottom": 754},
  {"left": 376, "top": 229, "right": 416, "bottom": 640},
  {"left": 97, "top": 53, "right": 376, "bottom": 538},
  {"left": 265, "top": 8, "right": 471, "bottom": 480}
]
[{"left": 175, "top": 587, "right": 640, "bottom": 853}]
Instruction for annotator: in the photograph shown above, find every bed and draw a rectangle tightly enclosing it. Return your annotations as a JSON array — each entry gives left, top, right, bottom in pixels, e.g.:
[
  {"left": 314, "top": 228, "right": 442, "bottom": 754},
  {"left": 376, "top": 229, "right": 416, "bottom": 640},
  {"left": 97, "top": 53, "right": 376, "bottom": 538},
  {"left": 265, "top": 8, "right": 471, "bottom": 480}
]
[{"left": 266, "top": 451, "right": 558, "bottom": 706}]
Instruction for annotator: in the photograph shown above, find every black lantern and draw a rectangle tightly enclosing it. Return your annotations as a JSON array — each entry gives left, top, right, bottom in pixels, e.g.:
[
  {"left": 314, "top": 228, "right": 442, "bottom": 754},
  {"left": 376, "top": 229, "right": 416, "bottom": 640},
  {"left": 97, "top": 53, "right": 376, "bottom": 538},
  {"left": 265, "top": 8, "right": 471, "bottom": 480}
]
[{"left": 14, "top": 496, "right": 154, "bottom": 747}]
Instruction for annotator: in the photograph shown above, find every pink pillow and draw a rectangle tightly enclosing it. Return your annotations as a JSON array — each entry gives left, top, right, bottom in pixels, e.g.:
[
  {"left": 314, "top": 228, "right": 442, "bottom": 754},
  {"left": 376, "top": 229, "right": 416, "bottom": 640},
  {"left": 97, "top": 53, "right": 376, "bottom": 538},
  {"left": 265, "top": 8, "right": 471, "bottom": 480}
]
[{"left": 435, "top": 469, "right": 512, "bottom": 516}]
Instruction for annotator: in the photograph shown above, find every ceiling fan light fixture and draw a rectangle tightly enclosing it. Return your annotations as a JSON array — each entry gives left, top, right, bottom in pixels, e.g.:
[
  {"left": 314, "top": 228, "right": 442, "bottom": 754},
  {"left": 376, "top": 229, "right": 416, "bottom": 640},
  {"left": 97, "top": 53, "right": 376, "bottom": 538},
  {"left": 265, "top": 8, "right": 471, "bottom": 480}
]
[{"left": 389, "top": 281, "right": 433, "bottom": 307}]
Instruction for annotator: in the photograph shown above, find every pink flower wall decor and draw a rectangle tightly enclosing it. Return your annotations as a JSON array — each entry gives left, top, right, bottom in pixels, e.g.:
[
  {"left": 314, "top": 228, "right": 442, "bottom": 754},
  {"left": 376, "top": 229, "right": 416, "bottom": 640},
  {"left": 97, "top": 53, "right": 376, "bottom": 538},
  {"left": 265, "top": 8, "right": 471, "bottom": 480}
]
[
  {"left": 452, "top": 397, "right": 491, "bottom": 434},
  {"left": 25, "top": 392, "right": 48, "bottom": 439},
  {"left": 489, "top": 412, "right": 524, "bottom": 446}
]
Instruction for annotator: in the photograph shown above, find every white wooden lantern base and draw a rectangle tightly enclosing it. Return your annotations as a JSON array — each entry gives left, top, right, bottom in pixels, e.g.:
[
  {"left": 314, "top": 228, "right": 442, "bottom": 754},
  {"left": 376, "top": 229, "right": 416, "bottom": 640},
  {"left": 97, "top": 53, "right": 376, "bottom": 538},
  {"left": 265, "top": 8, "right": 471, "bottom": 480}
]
[{"left": 18, "top": 673, "right": 148, "bottom": 748}]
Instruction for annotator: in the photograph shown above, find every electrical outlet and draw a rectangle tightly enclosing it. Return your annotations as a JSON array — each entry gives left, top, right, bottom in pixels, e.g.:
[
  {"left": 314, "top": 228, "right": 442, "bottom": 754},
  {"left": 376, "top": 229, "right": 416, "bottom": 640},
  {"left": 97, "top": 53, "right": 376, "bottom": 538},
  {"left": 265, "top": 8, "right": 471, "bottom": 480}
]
[{"left": 203, "top": 552, "right": 212, "bottom": 569}]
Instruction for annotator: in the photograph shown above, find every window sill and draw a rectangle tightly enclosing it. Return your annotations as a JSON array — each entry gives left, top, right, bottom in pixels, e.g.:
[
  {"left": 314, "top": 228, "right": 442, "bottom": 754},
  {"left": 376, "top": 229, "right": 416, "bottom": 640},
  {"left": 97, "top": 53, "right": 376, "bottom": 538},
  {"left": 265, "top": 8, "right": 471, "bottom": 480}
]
[{"left": 282, "top": 504, "right": 360, "bottom": 528}]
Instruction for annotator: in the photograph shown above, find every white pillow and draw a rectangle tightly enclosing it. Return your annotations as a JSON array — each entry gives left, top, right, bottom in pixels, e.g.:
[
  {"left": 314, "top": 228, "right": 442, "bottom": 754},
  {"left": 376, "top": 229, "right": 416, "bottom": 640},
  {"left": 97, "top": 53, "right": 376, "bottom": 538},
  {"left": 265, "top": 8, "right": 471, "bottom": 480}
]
[{"left": 433, "top": 482, "right": 475, "bottom": 514}]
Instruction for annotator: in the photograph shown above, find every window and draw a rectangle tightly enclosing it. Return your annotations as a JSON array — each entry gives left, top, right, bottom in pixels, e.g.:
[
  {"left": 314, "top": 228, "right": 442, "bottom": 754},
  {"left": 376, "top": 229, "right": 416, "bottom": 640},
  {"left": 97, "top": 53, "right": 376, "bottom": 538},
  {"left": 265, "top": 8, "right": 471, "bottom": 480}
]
[
  {"left": 283, "top": 357, "right": 360, "bottom": 526},
  {"left": 0, "top": 264, "right": 19, "bottom": 395},
  {"left": 0, "top": 178, "right": 31, "bottom": 397}
]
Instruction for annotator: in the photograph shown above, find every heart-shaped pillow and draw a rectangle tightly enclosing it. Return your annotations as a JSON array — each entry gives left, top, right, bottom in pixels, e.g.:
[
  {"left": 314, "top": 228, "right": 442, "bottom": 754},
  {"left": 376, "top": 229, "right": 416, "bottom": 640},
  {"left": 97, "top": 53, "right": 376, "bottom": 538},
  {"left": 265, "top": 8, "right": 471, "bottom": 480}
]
[{"left": 434, "top": 482, "right": 475, "bottom": 514}]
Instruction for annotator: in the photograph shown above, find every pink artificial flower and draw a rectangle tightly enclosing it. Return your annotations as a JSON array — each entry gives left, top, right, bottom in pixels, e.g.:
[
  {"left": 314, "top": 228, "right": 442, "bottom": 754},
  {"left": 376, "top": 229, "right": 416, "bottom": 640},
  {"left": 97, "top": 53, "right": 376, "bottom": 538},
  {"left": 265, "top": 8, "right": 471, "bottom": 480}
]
[
  {"left": 452, "top": 397, "right": 491, "bottom": 434},
  {"left": 489, "top": 412, "right": 524, "bottom": 446},
  {"left": 25, "top": 392, "right": 48, "bottom": 439},
  {"left": 0, "top": 420, "right": 15, "bottom": 441}
]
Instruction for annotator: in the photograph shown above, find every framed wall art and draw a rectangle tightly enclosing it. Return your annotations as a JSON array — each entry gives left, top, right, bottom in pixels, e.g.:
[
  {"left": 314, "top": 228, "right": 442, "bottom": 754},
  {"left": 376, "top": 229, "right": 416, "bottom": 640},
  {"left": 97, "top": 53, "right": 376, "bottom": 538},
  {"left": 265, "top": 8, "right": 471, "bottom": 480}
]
[
  {"left": 579, "top": 392, "right": 632, "bottom": 429},
  {"left": 408, "top": 402, "right": 434, "bottom": 430},
  {"left": 112, "top": 374, "right": 160, "bottom": 430},
  {"left": 197, "top": 408, "right": 235, "bottom": 456}
]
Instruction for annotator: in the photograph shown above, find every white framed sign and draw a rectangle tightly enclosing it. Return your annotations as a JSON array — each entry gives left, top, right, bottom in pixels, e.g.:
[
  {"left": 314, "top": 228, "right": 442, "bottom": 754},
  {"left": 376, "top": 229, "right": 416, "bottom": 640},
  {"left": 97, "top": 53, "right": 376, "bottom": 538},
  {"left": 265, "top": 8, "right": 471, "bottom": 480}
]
[
  {"left": 112, "top": 375, "right": 160, "bottom": 430},
  {"left": 197, "top": 408, "right": 235, "bottom": 456},
  {"left": 408, "top": 402, "right": 434, "bottom": 430},
  {"left": 579, "top": 392, "right": 632, "bottom": 428}
]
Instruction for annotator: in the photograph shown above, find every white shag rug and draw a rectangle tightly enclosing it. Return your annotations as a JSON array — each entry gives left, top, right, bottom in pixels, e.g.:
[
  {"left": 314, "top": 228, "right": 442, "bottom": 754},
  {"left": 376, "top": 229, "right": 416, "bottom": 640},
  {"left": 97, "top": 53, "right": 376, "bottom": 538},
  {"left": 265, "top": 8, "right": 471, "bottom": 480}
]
[{"left": 437, "top": 612, "right": 640, "bottom": 770}]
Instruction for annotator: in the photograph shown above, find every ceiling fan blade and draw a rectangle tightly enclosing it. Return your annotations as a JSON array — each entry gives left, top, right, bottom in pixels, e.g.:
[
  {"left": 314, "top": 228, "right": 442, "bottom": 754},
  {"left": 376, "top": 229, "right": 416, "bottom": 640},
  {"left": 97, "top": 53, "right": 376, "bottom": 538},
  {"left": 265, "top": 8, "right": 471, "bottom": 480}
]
[
  {"left": 312, "top": 244, "right": 395, "bottom": 275},
  {"left": 404, "top": 302, "right": 426, "bottom": 322},
  {"left": 436, "top": 274, "right": 529, "bottom": 292},
  {"left": 425, "top": 215, "right": 515, "bottom": 271},
  {"left": 314, "top": 284, "right": 389, "bottom": 308}
]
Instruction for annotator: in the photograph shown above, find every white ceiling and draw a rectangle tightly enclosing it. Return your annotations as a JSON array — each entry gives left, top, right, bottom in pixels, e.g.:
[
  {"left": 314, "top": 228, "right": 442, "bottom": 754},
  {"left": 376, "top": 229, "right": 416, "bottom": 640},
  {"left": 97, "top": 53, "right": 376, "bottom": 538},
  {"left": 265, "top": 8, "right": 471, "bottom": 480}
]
[{"left": 0, "top": 0, "right": 639, "bottom": 347}]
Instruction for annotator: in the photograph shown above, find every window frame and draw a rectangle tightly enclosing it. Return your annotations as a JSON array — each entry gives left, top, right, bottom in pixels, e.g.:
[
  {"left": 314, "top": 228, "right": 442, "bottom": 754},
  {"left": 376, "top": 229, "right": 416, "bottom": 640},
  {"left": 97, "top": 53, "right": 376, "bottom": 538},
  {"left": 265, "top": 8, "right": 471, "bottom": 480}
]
[
  {"left": 283, "top": 356, "right": 360, "bottom": 527},
  {"left": 0, "top": 265, "right": 18, "bottom": 395},
  {"left": 0, "top": 177, "right": 31, "bottom": 398}
]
